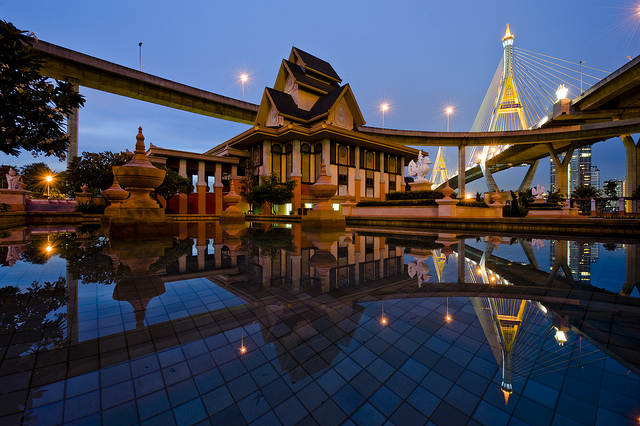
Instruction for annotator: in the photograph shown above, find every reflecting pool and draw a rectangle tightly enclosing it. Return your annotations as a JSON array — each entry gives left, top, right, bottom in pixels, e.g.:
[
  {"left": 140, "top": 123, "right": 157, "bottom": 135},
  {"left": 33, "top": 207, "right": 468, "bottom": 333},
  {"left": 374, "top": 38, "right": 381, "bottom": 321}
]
[{"left": 0, "top": 222, "right": 639, "bottom": 425}]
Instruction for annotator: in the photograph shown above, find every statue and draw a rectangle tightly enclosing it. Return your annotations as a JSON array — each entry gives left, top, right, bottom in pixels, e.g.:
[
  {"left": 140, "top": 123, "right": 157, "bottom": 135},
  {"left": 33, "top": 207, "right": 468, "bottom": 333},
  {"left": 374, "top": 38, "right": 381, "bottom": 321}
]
[
  {"left": 531, "top": 184, "right": 545, "bottom": 199},
  {"left": 408, "top": 260, "right": 431, "bottom": 288},
  {"left": 5, "top": 168, "right": 23, "bottom": 190},
  {"left": 531, "top": 183, "right": 545, "bottom": 203},
  {"left": 408, "top": 150, "right": 432, "bottom": 183}
]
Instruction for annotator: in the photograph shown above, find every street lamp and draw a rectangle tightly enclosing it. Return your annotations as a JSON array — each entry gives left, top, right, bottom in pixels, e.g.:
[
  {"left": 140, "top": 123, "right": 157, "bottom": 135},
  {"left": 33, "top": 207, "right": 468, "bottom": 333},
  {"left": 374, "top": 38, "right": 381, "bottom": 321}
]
[
  {"left": 381, "top": 103, "right": 389, "bottom": 129},
  {"left": 45, "top": 174, "right": 53, "bottom": 197},
  {"left": 240, "top": 73, "right": 248, "bottom": 101},
  {"left": 445, "top": 107, "right": 454, "bottom": 132}
]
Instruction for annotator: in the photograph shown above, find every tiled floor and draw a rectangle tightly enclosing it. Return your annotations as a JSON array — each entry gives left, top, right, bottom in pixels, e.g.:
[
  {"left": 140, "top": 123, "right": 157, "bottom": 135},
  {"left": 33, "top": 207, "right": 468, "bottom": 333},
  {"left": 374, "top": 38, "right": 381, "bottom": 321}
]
[{"left": 0, "top": 231, "right": 639, "bottom": 425}]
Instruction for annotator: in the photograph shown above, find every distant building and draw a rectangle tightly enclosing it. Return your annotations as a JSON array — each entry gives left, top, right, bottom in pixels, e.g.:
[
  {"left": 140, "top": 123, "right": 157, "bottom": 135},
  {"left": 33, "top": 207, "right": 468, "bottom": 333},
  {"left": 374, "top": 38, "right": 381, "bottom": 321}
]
[
  {"left": 550, "top": 145, "right": 592, "bottom": 194},
  {"left": 590, "top": 166, "right": 600, "bottom": 191}
]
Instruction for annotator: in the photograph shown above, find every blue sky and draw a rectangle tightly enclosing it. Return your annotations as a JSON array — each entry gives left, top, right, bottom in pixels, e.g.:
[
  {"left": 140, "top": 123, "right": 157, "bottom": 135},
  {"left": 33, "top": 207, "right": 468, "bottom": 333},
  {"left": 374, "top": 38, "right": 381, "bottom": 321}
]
[{"left": 2, "top": 0, "right": 640, "bottom": 193}]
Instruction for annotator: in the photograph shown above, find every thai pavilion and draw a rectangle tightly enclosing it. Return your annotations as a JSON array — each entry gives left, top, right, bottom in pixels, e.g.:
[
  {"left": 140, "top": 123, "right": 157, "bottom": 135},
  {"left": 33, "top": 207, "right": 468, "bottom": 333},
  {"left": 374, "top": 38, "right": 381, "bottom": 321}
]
[{"left": 148, "top": 47, "right": 419, "bottom": 215}]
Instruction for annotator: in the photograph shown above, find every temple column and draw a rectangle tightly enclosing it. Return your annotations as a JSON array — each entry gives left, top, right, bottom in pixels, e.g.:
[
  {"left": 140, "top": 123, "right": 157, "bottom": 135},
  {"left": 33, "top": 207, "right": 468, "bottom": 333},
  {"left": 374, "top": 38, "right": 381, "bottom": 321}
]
[
  {"left": 214, "top": 164, "right": 223, "bottom": 215},
  {"left": 179, "top": 159, "right": 188, "bottom": 214},
  {"left": 379, "top": 153, "right": 386, "bottom": 200},
  {"left": 261, "top": 141, "right": 271, "bottom": 214},
  {"left": 547, "top": 142, "right": 577, "bottom": 199},
  {"left": 322, "top": 139, "right": 331, "bottom": 176},
  {"left": 458, "top": 144, "right": 466, "bottom": 198},
  {"left": 622, "top": 134, "right": 639, "bottom": 213},
  {"left": 291, "top": 139, "right": 302, "bottom": 214},
  {"left": 66, "top": 80, "right": 80, "bottom": 169},
  {"left": 354, "top": 146, "right": 361, "bottom": 202},
  {"left": 196, "top": 161, "right": 206, "bottom": 215},
  {"left": 400, "top": 156, "right": 406, "bottom": 191}
]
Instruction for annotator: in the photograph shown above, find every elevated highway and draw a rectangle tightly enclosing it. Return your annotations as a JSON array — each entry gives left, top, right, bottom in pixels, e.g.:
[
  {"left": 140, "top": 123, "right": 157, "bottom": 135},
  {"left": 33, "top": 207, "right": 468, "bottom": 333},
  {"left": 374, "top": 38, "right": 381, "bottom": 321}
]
[{"left": 34, "top": 39, "right": 640, "bottom": 197}]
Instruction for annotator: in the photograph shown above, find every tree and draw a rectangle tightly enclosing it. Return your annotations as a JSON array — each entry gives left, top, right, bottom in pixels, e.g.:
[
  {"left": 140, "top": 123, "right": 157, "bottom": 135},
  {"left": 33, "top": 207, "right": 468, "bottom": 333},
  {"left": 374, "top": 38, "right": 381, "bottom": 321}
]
[
  {"left": 151, "top": 168, "right": 193, "bottom": 206},
  {"left": 571, "top": 185, "right": 600, "bottom": 213},
  {"left": 19, "top": 162, "right": 57, "bottom": 197},
  {"left": 249, "top": 173, "right": 297, "bottom": 214},
  {"left": 239, "top": 158, "right": 259, "bottom": 212},
  {"left": 63, "top": 150, "right": 132, "bottom": 195},
  {"left": 0, "top": 21, "right": 85, "bottom": 159},
  {"left": 603, "top": 180, "right": 619, "bottom": 198}
]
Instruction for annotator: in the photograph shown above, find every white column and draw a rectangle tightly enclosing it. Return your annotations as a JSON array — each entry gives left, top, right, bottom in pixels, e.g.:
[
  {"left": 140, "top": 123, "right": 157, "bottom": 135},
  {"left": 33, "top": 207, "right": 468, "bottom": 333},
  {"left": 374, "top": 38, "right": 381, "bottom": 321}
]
[
  {"left": 262, "top": 140, "right": 271, "bottom": 176},
  {"left": 178, "top": 159, "right": 187, "bottom": 178},
  {"left": 196, "top": 161, "right": 206, "bottom": 187},
  {"left": 322, "top": 139, "right": 331, "bottom": 176},
  {"left": 292, "top": 139, "right": 302, "bottom": 177}
]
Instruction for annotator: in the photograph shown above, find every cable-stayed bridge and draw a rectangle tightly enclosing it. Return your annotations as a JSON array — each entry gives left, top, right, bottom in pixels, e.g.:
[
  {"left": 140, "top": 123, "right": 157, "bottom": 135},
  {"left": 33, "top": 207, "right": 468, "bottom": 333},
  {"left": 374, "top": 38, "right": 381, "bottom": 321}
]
[{"left": 33, "top": 27, "right": 640, "bottom": 203}]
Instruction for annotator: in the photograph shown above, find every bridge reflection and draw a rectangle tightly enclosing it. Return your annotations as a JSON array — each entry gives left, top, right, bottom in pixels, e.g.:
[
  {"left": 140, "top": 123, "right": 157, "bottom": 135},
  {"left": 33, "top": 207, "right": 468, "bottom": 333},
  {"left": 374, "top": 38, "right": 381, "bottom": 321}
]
[{"left": 0, "top": 223, "right": 639, "bottom": 409}]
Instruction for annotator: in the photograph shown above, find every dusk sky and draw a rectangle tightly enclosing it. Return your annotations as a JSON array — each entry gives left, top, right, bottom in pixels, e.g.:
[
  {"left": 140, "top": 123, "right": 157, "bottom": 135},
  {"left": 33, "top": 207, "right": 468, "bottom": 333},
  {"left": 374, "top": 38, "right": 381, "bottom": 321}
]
[{"left": 3, "top": 0, "right": 640, "bottom": 194}]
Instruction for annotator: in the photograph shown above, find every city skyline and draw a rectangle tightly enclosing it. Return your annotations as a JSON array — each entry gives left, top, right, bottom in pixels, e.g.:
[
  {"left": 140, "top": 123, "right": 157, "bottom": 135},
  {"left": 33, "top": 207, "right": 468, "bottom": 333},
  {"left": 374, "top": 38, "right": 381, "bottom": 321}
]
[{"left": 2, "top": 0, "right": 640, "bottom": 193}]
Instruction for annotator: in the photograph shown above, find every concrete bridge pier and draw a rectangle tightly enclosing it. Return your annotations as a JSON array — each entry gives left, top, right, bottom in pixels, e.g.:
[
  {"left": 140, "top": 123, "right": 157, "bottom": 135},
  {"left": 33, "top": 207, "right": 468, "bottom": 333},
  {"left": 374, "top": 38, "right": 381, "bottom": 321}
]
[
  {"left": 518, "top": 160, "right": 539, "bottom": 192},
  {"left": 622, "top": 243, "right": 640, "bottom": 296},
  {"left": 458, "top": 144, "right": 466, "bottom": 198},
  {"left": 622, "top": 134, "right": 639, "bottom": 213},
  {"left": 480, "top": 146, "right": 499, "bottom": 192},
  {"left": 66, "top": 80, "right": 80, "bottom": 169},
  {"left": 547, "top": 142, "right": 577, "bottom": 198}
]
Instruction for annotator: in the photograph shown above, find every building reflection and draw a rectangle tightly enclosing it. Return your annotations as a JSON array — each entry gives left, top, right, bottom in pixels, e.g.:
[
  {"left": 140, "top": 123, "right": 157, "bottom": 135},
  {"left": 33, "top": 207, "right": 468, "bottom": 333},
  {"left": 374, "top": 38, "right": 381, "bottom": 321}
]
[{"left": 1, "top": 223, "right": 640, "bottom": 419}]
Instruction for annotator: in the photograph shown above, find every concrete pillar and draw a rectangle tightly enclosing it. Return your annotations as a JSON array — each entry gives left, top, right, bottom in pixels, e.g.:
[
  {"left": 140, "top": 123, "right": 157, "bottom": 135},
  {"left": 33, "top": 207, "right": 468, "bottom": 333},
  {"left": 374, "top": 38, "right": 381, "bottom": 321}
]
[
  {"left": 291, "top": 139, "right": 302, "bottom": 214},
  {"left": 66, "top": 81, "right": 80, "bottom": 169},
  {"left": 479, "top": 146, "right": 499, "bottom": 193},
  {"left": 622, "top": 243, "right": 640, "bottom": 296},
  {"left": 518, "top": 160, "right": 539, "bottom": 192},
  {"left": 458, "top": 145, "right": 466, "bottom": 198},
  {"left": 196, "top": 161, "right": 206, "bottom": 215},
  {"left": 178, "top": 159, "right": 188, "bottom": 214},
  {"left": 547, "top": 142, "right": 577, "bottom": 199},
  {"left": 622, "top": 134, "right": 639, "bottom": 213},
  {"left": 457, "top": 238, "right": 465, "bottom": 284},
  {"left": 214, "top": 164, "right": 223, "bottom": 215},
  {"left": 400, "top": 156, "right": 406, "bottom": 190}
]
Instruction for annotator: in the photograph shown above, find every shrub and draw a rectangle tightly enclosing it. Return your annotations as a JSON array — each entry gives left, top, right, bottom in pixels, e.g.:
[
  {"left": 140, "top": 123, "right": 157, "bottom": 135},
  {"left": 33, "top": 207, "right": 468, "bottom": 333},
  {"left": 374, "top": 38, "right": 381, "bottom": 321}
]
[
  {"left": 75, "top": 201, "right": 105, "bottom": 214},
  {"left": 456, "top": 200, "right": 488, "bottom": 208},
  {"left": 0, "top": 203, "right": 11, "bottom": 212}
]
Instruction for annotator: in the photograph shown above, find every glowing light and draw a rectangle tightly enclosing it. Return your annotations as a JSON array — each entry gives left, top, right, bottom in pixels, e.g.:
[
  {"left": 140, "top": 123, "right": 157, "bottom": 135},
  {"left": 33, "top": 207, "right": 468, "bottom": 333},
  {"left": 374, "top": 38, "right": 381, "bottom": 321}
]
[
  {"left": 555, "top": 328, "right": 567, "bottom": 346},
  {"left": 240, "top": 73, "right": 249, "bottom": 101},
  {"left": 44, "top": 174, "right": 54, "bottom": 197},
  {"left": 45, "top": 245, "right": 53, "bottom": 253},
  {"left": 240, "top": 346, "right": 247, "bottom": 354},
  {"left": 465, "top": 193, "right": 473, "bottom": 200},
  {"left": 477, "top": 268, "right": 482, "bottom": 274},
  {"left": 380, "top": 316, "right": 387, "bottom": 325},
  {"left": 491, "top": 147, "right": 496, "bottom": 153},
  {"left": 381, "top": 103, "right": 389, "bottom": 129},
  {"left": 556, "top": 84, "right": 568, "bottom": 101},
  {"left": 445, "top": 315, "right": 452, "bottom": 322},
  {"left": 445, "top": 106, "right": 454, "bottom": 131},
  {"left": 490, "top": 275, "right": 496, "bottom": 282}
]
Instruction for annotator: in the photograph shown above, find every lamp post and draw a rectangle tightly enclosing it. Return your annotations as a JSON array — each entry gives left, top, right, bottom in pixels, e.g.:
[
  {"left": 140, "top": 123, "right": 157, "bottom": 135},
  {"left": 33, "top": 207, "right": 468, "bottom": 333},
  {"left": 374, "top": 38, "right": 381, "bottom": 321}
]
[
  {"left": 381, "top": 103, "right": 389, "bottom": 129},
  {"left": 240, "top": 74, "right": 248, "bottom": 101},
  {"left": 579, "top": 61, "right": 584, "bottom": 93},
  {"left": 446, "top": 107, "right": 453, "bottom": 132},
  {"left": 45, "top": 175, "right": 53, "bottom": 197},
  {"left": 138, "top": 42, "right": 142, "bottom": 71}
]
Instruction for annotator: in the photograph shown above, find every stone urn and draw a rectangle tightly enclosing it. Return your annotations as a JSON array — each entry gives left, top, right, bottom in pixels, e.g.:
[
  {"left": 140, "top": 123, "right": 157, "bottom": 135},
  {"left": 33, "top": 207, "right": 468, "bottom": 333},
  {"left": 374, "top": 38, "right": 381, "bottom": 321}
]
[
  {"left": 113, "top": 127, "right": 166, "bottom": 219},
  {"left": 441, "top": 181, "right": 455, "bottom": 199},
  {"left": 309, "top": 160, "right": 337, "bottom": 211},
  {"left": 223, "top": 180, "right": 242, "bottom": 213},
  {"left": 103, "top": 176, "right": 129, "bottom": 216}
]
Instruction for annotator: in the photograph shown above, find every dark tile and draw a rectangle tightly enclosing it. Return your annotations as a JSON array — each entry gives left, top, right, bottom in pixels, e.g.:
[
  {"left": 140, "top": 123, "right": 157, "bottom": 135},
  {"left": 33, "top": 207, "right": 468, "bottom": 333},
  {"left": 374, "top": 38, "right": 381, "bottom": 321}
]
[
  {"left": 262, "top": 377, "right": 293, "bottom": 408},
  {"left": 333, "top": 384, "right": 365, "bottom": 416},
  {"left": 390, "top": 402, "right": 427, "bottom": 424},
  {"left": 384, "top": 371, "right": 417, "bottom": 399},
  {"left": 274, "top": 396, "right": 307, "bottom": 425},
  {"left": 431, "top": 401, "right": 469, "bottom": 426},
  {"left": 312, "top": 400, "right": 346, "bottom": 426},
  {"left": 369, "top": 385, "right": 402, "bottom": 417},
  {"left": 349, "top": 370, "right": 382, "bottom": 399}
]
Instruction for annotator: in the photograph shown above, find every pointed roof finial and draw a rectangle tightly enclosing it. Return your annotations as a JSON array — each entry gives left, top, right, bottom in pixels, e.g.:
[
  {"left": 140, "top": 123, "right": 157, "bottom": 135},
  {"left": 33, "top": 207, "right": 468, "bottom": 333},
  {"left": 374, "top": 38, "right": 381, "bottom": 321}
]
[
  {"left": 135, "top": 127, "right": 146, "bottom": 154},
  {"left": 502, "top": 24, "right": 514, "bottom": 42}
]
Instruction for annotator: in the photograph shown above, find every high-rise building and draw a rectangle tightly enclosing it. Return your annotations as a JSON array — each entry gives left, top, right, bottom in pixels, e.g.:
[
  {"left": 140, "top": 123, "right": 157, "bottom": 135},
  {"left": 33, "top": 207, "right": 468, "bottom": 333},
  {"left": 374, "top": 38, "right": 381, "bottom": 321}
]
[
  {"left": 590, "top": 166, "right": 600, "bottom": 191},
  {"left": 550, "top": 145, "right": 592, "bottom": 194}
]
